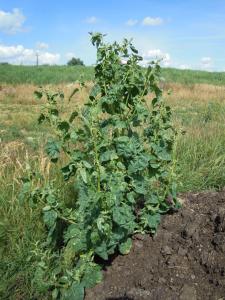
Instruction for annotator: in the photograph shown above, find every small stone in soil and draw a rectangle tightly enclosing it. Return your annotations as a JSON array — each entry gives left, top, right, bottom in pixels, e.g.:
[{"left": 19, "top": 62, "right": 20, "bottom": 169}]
[
  {"left": 179, "top": 284, "right": 197, "bottom": 300},
  {"left": 161, "top": 245, "right": 172, "bottom": 255}
]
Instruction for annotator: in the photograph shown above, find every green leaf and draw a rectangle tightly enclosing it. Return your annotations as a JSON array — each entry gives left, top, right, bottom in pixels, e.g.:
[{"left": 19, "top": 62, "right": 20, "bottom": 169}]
[
  {"left": 95, "top": 241, "right": 108, "bottom": 260},
  {"left": 146, "top": 213, "right": 161, "bottom": 230},
  {"left": 119, "top": 238, "right": 132, "bottom": 255},
  {"left": 130, "top": 44, "right": 138, "bottom": 54},
  {"left": 68, "top": 88, "right": 79, "bottom": 102},
  {"left": 59, "top": 92, "right": 64, "bottom": 100},
  {"left": 82, "top": 264, "right": 103, "bottom": 288},
  {"left": 58, "top": 121, "right": 70, "bottom": 133},
  {"left": 69, "top": 111, "right": 79, "bottom": 123},
  {"left": 43, "top": 210, "right": 57, "bottom": 228},
  {"left": 34, "top": 90, "right": 43, "bottom": 99},
  {"left": 50, "top": 108, "right": 59, "bottom": 117},
  {"left": 148, "top": 194, "right": 159, "bottom": 204},
  {"left": 89, "top": 84, "right": 101, "bottom": 101},
  {"left": 115, "top": 136, "right": 130, "bottom": 143},
  {"left": 52, "top": 288, "right": 59, "bottom": 299},
  {"left": 158, "top": 151, "right": 171, "bottom": 161},
  {"left": 80, "top": 168, "right": 87, "bottom": 183},
  {"left": 63, "top": 282, "right": 84, "bottom": 300},
  {"left": 61, "top": 163, "right": 76, "bottom": 181},
  {"left": 38, "top": 113, "right": 46, "bottom": 124},
  {"left": 100, "top": 150, "right": 118, "bottom": 162},
  {"left": 112, "top": 205, "right": 135, "bottom": 232},
  {"left": 82, "top": 160, "right": 92, "bottom": 169},
  {"left": 126, "top": 192, "right": 136, "bottom": 204},
  {"left": 70, "top": 131, "right": 78, "bottom": 143},
  {"left": 128, "top": 154, "right": 149, "bottom": 174},
  {"left": 45, "top": 140, "right": 61, "bottom": 163},
  {"left": 68, "top": 237, "right": 87, "bottom": 254}
]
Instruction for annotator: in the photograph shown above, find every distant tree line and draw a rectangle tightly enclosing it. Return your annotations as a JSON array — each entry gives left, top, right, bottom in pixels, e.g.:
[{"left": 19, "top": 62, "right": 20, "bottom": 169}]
[{"left": 0, "top": 57, "right": 85, "bottom": 67}]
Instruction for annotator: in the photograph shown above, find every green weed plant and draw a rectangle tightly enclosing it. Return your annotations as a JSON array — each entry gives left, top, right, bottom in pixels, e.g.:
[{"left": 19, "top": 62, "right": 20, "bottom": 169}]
[{"left": 22, "top": 33, "right": 178, "bottom": 299}]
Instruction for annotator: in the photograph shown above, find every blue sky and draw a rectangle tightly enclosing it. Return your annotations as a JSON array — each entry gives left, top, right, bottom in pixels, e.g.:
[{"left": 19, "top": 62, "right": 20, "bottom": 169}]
[{"left": 0, "top": 0, "right": 224, "bottom": 70}]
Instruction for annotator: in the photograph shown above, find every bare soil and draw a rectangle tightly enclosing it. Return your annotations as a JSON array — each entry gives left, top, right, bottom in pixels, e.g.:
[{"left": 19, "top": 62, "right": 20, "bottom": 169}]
[{"left": 86, "top": 190, "right": 225, "bottom": 300}]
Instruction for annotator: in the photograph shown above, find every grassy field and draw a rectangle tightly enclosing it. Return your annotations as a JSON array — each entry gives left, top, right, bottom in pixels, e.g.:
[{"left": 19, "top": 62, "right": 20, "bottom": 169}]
[
  {"left": 0, "top": 65, "right": 94, "bottom": 85},
  {"left": 1, "top": 78, "right": 225, "bottom": 298},
  {"left": 1, "top": 64, "right": 225, "bottom": 85}
]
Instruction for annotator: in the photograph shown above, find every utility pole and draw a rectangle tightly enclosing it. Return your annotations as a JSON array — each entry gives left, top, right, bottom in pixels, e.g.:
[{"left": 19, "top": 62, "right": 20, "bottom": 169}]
[{"left": 36, "top": 52, "right": 39, "bottom": 67}]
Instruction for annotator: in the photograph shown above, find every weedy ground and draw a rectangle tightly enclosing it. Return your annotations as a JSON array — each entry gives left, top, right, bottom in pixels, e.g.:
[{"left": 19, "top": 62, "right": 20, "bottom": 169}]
[{"left": 1, "top": 81, "right": 225, "bottom": 298}]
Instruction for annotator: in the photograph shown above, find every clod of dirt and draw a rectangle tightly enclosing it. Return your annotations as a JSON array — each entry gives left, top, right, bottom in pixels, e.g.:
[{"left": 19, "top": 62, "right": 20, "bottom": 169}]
[{"left": 85, "top": 191, "right": 225, "bottom": 300}]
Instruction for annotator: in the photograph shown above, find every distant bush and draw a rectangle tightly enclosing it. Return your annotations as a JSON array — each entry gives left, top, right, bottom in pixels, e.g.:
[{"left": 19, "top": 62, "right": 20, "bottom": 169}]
[{"left": 67, "top": 57, "right": 84, "bottom": 66}]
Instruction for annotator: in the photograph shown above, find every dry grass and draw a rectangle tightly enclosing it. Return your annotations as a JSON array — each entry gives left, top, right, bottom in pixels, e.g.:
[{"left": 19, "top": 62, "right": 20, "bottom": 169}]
[
  {"left": 1, "top": 81, "right": 225, "bottom": 190},
  {"left": 165, "top": 82, "right": 225, "bottom": 103}
]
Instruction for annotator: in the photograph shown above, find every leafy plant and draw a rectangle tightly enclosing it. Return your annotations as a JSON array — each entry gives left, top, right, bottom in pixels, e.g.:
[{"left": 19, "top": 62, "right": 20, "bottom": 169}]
[{"left": 25, "top": 33, "right": 179, "bottom": 299}]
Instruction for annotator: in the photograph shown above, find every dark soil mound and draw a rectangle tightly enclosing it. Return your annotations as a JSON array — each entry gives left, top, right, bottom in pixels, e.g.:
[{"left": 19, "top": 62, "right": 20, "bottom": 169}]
[{"left": 85, "top": 190, "right": 225, "bottom": 300}]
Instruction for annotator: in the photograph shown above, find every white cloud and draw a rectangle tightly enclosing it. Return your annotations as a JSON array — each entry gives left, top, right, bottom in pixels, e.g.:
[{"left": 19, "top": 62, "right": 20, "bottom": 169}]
[
  {"left": 178, "top": 64, "right": 190, "bottom": 70},
  {"left": 65, "top": 52, "right": 76, "bottom": 60},
  {"left": 85, "top": 16, "right": 98, "bottom": 24},
  {"left": 126, "top": 19, "right": 138, "bottom": 26},
  {"left": 143, "top": 49, "right": 171, "bottom": 66},
  {"left": 142, "top": 17, "right": 163, "bottom": 26},
  {"left": 0, "top": 44, "right": 60, "bottom": 65},
  {"left": 38, "top": 52, "right": 60, "bottom": 65},
  {"left": 36, "top": 42, "right": 49, "bottom": 50},
  {"left": 201, "top": 56, "right": 212, "bottom": 69},
  {"left": 0, "top": 8, "right": 25, "bottom": 34}
]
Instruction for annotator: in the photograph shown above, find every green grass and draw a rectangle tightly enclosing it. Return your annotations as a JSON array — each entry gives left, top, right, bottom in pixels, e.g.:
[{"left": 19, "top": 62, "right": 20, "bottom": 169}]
[
  {"left": 162, "top": 67, "right": 225, "bottom": 86},
  {"left": 175, "top": 103, "right": 225, "bottom": 192},
  {"left": 0, "top": 65, "right": 94, "bottom": 85},
  {"left": 1, "top": 64, "right": 225, "bottom": 86}
]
